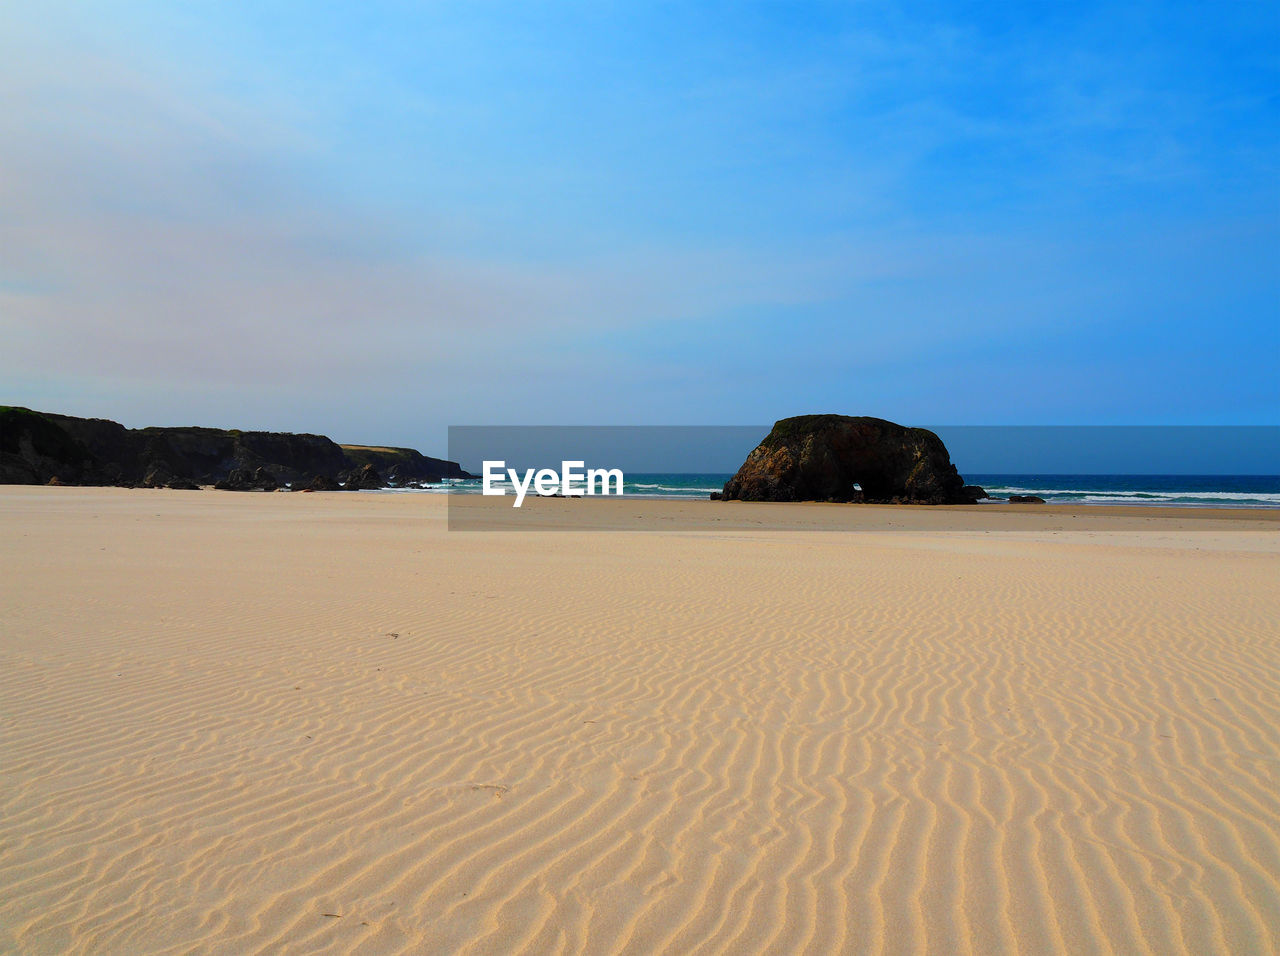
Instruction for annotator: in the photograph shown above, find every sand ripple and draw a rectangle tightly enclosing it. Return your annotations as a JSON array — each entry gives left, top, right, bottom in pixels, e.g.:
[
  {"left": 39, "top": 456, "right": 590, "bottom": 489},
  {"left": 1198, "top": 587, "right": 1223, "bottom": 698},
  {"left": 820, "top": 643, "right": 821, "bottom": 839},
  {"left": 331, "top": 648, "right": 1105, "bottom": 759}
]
[{"left": 1, "top": 490, "right": 1278, "bottom": 954}]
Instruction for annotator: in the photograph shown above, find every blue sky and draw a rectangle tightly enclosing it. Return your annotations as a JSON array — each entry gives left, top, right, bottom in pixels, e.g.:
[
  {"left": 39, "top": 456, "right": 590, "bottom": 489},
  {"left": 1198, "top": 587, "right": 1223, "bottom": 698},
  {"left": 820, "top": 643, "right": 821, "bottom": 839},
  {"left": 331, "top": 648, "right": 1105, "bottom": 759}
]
[{"left": 2, "top": 1, "right": 1276, "bottom": 452}]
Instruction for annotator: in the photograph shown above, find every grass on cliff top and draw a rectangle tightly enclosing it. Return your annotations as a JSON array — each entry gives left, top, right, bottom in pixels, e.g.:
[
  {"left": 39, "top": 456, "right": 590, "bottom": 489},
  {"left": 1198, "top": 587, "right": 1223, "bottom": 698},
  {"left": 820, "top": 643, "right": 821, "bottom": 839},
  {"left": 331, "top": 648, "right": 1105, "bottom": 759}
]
[
  {"left": 340, "top": 445, "right": 423, "bottom": 466},
  {"left": 341, "top": 444, "right": 415, "bottom": 455}
]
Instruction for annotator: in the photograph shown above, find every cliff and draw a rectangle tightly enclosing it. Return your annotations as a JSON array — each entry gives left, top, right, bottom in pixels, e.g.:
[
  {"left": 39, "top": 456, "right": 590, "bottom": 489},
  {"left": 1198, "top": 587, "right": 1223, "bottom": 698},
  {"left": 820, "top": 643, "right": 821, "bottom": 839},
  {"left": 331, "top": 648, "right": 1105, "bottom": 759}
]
[{"left": 0, "top": 407, "right": 472, "bottom": 489}]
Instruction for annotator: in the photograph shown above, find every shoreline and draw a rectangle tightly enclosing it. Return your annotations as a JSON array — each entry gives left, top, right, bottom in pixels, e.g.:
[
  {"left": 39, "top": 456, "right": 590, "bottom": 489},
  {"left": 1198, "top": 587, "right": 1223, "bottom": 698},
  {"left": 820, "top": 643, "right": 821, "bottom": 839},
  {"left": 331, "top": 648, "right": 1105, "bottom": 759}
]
[
  {"left": 441, "top": 487, "right": 1280, "bottom": 532},
  {"left": 7, "top": 483, "right": 1280, "bottom": 524}
]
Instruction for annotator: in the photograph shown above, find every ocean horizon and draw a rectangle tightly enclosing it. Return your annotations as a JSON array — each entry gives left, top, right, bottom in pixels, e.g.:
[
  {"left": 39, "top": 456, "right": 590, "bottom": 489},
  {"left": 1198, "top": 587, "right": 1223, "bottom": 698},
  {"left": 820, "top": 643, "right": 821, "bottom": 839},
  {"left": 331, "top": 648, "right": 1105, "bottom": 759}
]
[{"left": 392, "top": 473, "right": 1280, "bottom": 508}]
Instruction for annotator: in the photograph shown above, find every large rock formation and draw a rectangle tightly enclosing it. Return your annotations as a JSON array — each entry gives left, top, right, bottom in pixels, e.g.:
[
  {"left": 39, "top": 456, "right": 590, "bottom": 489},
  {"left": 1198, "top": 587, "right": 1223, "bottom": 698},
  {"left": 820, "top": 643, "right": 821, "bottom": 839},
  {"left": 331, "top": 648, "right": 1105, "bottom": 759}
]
[
  {"left": 341, "top": 463, "right": 385, "bottom": 490},
  {"left": 718, "top": 415, "right": 979, "bottom": 505},
  {"left": 214, "top": 467, "right": 280, "bottom": 492},
  {"left": 303, "top": 474, "right": 342, "bottom": 492},
  {"left": 0, "top": 406, "right": 473, "bottom": 489}
]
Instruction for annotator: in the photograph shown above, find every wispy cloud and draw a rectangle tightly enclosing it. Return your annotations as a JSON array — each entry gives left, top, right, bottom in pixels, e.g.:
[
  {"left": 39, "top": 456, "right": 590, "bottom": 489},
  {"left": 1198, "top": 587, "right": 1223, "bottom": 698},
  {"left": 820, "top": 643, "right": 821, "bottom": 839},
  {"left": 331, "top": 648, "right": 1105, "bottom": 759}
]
[{"left": 1, "top": 3, "right": 1275, "bottom": 440}]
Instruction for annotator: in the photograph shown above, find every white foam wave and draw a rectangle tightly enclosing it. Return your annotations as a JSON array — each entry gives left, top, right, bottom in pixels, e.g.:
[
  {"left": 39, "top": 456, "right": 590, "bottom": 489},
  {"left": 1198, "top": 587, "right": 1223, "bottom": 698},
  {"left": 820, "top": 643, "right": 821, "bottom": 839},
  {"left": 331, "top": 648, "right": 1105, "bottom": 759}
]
[{"left": 987, "top": 487, "right": 1280, "bottom": 503}]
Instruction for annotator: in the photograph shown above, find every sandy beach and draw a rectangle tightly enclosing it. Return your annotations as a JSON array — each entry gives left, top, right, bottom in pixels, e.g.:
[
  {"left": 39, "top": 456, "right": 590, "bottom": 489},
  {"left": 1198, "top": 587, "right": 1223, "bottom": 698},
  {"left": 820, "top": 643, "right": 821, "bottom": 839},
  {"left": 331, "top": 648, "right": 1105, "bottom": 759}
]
[{"left": 2, "top": 486, "right": 1278, "bottom": 954}]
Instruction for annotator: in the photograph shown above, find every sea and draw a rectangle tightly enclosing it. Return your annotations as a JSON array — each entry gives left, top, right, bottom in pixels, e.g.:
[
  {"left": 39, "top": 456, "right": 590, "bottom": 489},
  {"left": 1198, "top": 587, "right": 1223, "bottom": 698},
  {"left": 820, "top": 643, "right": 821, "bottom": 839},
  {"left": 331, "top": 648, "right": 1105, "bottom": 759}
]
[{"left": 405, "top": 473, "right": 1280, "bottom": 508}]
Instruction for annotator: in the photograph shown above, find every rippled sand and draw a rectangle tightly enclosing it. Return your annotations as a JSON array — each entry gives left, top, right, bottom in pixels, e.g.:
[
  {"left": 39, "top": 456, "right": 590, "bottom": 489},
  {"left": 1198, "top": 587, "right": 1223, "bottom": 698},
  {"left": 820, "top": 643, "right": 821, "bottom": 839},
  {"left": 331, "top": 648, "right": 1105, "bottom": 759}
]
[{"left": 2, "top": 488, "right": 1277, "bottom": 954}]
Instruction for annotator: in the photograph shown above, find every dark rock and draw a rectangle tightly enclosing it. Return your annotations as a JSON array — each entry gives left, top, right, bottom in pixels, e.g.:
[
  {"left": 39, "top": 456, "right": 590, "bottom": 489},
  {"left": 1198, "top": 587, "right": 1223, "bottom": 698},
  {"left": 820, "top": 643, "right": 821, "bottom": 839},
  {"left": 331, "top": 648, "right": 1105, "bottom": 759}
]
[
  {"left": 1, "top": 406, "right": 96, "bottom": 484},
  {"left": 961, "top": 485, "right": 989, "bottom": 501},
  {"left": 719, "top": 415, "right": 972, "bottom": 505},
  {"left": 215, "top": 466, "right": 279, "bottom": 491},
  {"left": 154, "top": 466, "right": 200, "bottom": 490},
  {"left": 305, "top": 474, "right": 341, "bottom": 492},
  {"left": 142, "top": 463, "right": 177, "bottom": 488},
  {"left": 214, "top": 468, "right": 251, "bottom": 491},
  {"left": 251, "top": 467, "right": 279, "bottom": 491},
  {"left": 342, "top": 463, "right": 384, "bottom": 490},
  {"left": 1008, "top": 494, "right": 1046, "bottom": 504},
  {"left": 709, "top": 491, "right": 723, "bottom": 501}
]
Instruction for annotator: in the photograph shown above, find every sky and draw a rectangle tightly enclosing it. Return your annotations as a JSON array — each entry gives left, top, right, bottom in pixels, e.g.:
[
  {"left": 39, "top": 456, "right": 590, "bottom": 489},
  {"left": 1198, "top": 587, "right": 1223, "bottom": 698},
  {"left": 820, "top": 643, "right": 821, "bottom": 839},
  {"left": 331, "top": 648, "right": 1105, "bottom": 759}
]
[{"left": 2, "top": 1, "right": 1277, "bottom": 456}]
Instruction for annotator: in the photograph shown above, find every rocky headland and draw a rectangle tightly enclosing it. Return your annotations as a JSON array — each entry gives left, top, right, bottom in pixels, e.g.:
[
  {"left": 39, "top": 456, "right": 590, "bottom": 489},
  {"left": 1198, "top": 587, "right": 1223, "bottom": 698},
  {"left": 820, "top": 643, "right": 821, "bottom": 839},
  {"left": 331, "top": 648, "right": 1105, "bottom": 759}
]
[{"left": 0, "top": 406, "right": 472, "bottom": 490}]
